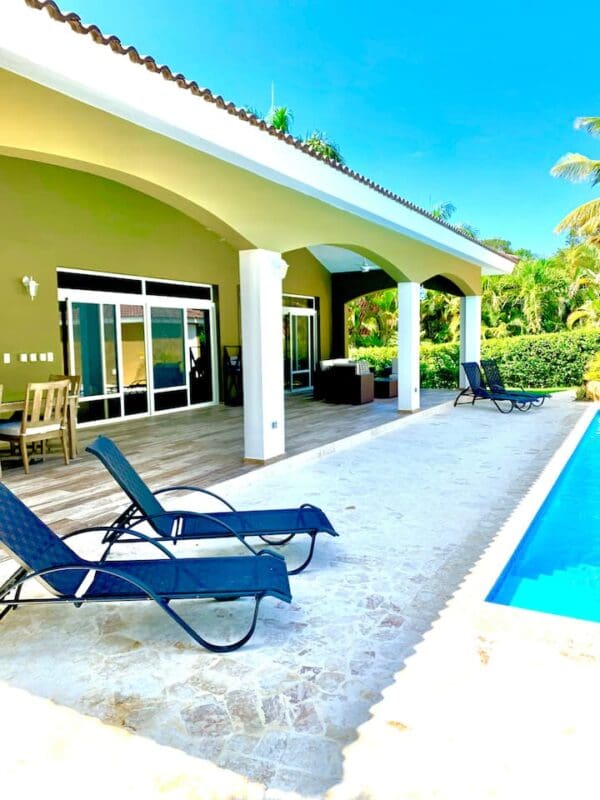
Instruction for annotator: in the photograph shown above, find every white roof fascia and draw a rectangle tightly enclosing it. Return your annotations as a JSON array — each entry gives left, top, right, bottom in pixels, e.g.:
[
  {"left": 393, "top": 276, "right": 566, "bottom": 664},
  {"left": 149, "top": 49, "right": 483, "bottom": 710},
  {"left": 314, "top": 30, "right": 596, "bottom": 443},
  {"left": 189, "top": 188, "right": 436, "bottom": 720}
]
[{"left": 0, "top": 1, "right": 514, "bottom": 276}]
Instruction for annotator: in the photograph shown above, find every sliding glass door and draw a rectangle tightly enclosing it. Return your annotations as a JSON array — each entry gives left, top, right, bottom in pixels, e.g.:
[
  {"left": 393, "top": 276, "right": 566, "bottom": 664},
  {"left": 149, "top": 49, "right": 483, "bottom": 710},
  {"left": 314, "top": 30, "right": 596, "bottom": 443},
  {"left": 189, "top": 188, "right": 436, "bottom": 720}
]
[
  {"left": 282, "top": 305, "right": 317, "bottom": 392},
  {"left": 64, "top": 286, "right": 216, "bottom": 424},
  {"left": 120, "top": 304, "right": 148, "bottom": 416},
  {"left": 71, "top": 301, "right": 121, "bottom": 423},
  {"left": 150, "top": 306, "right": 187, "bottom": 412}
]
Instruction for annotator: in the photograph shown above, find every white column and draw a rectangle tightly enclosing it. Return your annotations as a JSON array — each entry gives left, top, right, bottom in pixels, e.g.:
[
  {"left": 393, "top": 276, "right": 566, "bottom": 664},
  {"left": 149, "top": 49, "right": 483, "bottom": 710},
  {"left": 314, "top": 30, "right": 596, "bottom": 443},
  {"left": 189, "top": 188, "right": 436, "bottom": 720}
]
[
  {"left": 397, "top": 282, "right": 420, "bottom": 411},
  {"left": 239, "top": 249, "right": 286, "bottom": 461},
  {"left": 459, "top": 295, "right": 481, "bottom": 387}
]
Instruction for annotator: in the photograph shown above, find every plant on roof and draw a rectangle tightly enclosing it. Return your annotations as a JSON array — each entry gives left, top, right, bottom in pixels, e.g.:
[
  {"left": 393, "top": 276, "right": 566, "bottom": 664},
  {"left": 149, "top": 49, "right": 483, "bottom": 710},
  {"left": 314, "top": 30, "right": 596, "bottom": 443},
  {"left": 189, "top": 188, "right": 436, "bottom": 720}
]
[
  {"left": 304, "top": 130, "right": 345, "bottom": 164},
  {"left": 431, "top": 201, "right": 456, "bottom": 221},
  {"left": 551, "top": 116, "right": 600, "bottom": 247},
  {"left": 265, "top": 105, "right": 294, "bottom": 134}
]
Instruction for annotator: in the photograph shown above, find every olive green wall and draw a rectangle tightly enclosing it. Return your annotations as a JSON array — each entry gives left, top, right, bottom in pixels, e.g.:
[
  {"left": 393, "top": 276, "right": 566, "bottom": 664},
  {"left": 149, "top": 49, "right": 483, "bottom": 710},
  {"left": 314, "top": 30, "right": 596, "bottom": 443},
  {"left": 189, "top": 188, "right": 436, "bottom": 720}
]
[
  {"left": 0, "top": 156, "right": 332, "bottom": 399},
  {"left": 283, "top": 248, "right": 332, "bottom": 362}
]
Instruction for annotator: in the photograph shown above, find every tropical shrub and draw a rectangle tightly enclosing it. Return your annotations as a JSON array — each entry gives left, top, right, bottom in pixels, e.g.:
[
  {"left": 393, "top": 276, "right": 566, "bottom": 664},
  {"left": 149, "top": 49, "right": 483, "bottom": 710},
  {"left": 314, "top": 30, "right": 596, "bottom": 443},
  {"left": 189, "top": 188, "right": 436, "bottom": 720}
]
[
  {"left": 350, "top": 328, "right": 600, "bottom": 389},
  {"left": 583, "top": 351, "right": 600, "bottom": 381}
]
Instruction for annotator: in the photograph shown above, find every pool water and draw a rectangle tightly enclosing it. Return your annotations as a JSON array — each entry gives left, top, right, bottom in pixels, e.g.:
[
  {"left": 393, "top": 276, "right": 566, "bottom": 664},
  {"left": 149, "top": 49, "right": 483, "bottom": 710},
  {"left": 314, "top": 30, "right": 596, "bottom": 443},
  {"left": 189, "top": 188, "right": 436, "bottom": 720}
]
[{"left": 487, "top": 412, "right": 600, "bottom": 623}]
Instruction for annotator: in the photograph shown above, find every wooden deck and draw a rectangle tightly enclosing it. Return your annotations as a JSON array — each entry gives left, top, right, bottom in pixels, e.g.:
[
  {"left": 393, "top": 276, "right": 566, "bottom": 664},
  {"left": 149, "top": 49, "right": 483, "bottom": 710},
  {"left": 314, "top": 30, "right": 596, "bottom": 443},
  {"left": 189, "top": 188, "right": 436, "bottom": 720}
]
[{"left": 0, "top": 390, "right": 454, "bottom": 533}]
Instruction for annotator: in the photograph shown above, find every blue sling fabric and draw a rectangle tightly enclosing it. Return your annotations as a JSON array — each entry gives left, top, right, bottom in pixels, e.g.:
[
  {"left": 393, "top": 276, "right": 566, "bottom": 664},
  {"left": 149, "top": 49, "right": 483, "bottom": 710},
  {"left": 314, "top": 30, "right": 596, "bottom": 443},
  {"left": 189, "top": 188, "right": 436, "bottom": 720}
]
[
  {"left": 86, "top": 435, "right": 339, "bottom": 543},
  {"left": 86, "top": 436, "right": 172, "bottom": 535},
  {"left": 0, "top": 482, "right": 291, "bottom": 603},
  {"left": 0, "top": 483, "right": 87, "bottom": 596}
]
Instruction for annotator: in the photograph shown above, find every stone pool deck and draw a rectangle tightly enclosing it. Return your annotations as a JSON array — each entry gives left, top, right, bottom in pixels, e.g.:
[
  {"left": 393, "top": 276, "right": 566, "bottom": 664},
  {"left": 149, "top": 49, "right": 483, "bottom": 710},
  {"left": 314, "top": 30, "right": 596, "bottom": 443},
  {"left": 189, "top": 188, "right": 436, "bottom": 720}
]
[{"left": 0, "top": 393, "right": 595, "bottom": 799}]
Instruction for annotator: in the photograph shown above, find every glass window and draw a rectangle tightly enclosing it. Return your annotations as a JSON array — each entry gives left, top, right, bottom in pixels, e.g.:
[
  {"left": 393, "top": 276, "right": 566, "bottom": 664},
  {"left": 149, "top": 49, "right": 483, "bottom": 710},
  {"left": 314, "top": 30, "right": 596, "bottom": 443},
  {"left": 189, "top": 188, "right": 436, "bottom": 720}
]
[
  {"left": 283, "top": 295, "right": 315, "bottom": 309},
  {"left": 72, "top": 302, "right": 103, "bottom": 397},
  {"left": 151, "top": 307, "right": 185, "bottom": 389}
]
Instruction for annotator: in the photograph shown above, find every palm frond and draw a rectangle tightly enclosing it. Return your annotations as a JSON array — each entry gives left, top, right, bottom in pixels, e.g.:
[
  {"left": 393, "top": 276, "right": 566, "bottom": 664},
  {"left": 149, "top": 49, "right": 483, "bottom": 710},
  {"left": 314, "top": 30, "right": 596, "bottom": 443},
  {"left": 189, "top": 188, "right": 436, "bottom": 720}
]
[
  {"left": 431, "top": 201, "right": 456, "bottom": 221},
  {"left": 457, "top": 222, "right": 479, "bottom": 239},
  {"left": 555, "top": 198, "right": 600, "bottom": 240},
  {"left": 550, "top": 153, "right": 600, "bottom": 184},
  {"left": 574, "top": 117, "right": 600, "bottom": 138}
]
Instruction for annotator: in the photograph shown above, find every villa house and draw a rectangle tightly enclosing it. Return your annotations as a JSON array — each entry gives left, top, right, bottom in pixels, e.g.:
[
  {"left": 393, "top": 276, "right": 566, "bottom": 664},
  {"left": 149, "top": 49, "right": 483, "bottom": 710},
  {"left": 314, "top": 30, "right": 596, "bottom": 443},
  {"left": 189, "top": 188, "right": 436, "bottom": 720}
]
[{"left": 0, "top": 0, "right": 515, "bottom": 462}]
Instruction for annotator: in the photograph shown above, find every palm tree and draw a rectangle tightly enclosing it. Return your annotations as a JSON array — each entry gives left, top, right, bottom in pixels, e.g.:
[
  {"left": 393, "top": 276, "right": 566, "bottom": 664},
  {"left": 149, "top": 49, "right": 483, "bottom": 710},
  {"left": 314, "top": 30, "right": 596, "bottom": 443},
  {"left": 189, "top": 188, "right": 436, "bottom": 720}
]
[
  {"left": 304, "top": 130, "right": 344, "bottom": 163},
  {"left": 456, "top": 222, "right": 480, "bottom": 239},
  {"left": 431, "top": 201, "right": 456, "bottom": 221},
  {"left": 551, "top": 116, "right": 600, "bottom": 246}
]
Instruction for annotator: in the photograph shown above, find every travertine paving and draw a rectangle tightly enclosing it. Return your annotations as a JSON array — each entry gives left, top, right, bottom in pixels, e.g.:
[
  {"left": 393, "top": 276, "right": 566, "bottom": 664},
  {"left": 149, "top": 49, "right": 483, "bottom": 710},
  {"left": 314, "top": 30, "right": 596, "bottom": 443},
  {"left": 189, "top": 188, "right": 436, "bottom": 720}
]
[{"left": 0, "top": 394, "right": 587, "bottom": 798}]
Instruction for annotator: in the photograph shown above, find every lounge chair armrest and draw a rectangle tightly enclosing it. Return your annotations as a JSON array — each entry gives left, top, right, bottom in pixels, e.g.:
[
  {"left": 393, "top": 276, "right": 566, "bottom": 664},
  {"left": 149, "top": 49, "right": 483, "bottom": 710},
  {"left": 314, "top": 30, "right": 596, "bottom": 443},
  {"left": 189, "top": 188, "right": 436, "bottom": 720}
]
[
  {"left": 153, "top": 486, "right": 236, "bottom": 512},
  {"left": 130, "top": 511, "right": 261, "bottom": 556},
  {"left": 62, "top": 526, "right": 176, "bottom": 560}
]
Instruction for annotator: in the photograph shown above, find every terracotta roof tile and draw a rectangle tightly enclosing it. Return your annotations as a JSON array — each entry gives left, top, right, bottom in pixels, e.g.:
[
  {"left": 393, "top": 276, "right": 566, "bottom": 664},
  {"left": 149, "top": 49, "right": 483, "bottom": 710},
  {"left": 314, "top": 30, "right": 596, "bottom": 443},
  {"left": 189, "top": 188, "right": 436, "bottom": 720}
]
[{"left": 23, "top": 0, "right": 512, "bottom": 262}]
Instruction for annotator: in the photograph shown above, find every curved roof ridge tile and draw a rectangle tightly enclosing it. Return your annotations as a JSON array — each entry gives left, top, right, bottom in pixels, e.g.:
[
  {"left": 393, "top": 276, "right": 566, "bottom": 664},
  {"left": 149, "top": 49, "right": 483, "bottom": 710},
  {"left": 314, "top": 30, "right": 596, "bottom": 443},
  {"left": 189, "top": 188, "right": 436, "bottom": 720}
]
[{"left": 23, "top": 0, "right": 511, "bottom": 259}]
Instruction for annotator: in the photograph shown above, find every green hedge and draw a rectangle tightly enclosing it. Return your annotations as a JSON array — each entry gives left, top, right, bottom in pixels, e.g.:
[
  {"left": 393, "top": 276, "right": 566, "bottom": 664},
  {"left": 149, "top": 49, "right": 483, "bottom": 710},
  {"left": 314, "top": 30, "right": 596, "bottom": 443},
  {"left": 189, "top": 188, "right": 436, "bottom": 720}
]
[{"left": 350, "top": 329, "right": 600, "bottom": 389}]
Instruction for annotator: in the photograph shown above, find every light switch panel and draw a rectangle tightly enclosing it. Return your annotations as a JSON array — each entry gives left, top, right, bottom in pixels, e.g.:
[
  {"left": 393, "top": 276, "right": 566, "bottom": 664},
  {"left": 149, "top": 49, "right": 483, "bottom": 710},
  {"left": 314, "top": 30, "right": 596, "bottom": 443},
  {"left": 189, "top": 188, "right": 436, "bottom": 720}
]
[
  {"left": 39, "top": 353, "right": 47, "bottom": 362},
  {"left": 29, "top": 353, "right": 37, "bottom": 362},
  {"left": 47, "top": 352, "right": 54, "bottom": 362},
  {"left": 19, "top": 353, "right": 28, "bottom": 363},
  {"left": 2, "top": 353, "right": 9, "bottom": 365}
]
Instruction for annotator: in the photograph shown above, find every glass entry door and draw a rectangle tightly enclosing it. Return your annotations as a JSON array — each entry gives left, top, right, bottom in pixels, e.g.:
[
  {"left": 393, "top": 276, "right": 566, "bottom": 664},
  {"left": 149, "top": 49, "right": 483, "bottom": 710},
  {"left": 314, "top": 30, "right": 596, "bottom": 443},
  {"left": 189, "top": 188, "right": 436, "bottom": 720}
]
[{"left": 283, "top": 309, "right": 316, "bottom": 391}]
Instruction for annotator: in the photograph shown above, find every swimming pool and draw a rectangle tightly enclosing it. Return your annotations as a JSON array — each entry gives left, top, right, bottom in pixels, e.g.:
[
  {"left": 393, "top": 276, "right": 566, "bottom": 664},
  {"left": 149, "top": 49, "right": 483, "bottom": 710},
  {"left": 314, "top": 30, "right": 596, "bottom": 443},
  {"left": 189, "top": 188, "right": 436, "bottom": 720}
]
[{"left": 488, "top": 411, "right": 600, "bottom": 623}]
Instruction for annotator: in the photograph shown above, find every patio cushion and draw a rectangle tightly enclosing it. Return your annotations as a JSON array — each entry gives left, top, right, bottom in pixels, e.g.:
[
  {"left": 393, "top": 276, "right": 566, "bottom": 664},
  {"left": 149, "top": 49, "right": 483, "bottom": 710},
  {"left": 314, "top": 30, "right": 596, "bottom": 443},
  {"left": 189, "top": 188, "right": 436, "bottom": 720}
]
[{"left": 0, "top": 422, "right": 61, "bottom": 436}]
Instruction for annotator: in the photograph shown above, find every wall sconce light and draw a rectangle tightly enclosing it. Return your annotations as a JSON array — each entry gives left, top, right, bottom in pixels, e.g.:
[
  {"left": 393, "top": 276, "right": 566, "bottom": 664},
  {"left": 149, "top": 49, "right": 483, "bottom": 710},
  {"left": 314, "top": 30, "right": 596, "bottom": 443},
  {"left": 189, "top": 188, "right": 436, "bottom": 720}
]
[
  {"left": 359, "top": 261, "right": 371, "bottom": 273},
  {"left": 22, "top": 276, "right": 39, "bottom": 300}
]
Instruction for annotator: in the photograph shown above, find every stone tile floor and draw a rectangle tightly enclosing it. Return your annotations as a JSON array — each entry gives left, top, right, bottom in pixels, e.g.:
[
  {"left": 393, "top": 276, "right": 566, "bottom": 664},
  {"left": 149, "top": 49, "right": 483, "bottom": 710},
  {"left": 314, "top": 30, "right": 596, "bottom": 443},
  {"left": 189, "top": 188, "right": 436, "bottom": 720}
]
[{"left": 0, "top": 393, "right": 587, "bottom": 798}]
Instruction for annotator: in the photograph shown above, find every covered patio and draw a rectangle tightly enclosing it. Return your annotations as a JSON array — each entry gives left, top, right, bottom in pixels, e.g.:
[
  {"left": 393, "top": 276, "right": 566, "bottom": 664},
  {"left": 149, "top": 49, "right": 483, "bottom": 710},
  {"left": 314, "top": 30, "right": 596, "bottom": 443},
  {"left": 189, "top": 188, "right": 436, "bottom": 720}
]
[{"left": 0, "top": 389, "right": 454, "bottom": 532}]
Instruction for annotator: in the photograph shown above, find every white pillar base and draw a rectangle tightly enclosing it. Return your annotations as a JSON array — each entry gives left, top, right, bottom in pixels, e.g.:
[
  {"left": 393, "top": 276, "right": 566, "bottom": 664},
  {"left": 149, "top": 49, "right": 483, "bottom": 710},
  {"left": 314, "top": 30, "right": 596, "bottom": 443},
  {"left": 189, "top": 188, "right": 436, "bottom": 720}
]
[
  {"left": 239, "top": 249, "right": 286, "bottom": 461},
  {"left": 397, "top": 282, "right": 420, "bottom": 411},
  {"left": 459, "top": 295, "right": 482, "bottom": 388}
]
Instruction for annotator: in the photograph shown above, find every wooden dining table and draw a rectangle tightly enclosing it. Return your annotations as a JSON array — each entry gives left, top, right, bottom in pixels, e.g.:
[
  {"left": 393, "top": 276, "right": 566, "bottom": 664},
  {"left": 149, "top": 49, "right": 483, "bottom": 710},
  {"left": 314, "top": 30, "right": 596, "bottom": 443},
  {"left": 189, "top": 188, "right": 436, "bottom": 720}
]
[{"left": 0, "top": 396, "right": 79, "bottom": 477}]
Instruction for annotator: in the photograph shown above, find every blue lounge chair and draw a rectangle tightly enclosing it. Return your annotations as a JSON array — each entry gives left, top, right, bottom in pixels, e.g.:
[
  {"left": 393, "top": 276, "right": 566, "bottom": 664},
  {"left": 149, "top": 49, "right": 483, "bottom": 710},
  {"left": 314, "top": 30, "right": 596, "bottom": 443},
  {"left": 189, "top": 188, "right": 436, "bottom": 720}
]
[
  {"left": 0, "top": 483, "right": 291, "bottom": 651},
  {"left": 86, "top": 436, "right": 338, "bottom": 575},
  {"left": 481, "top": 358, "right": 548, "bottom": 408},
  {"left": 454, "top": 362, "right": 533, "bottom": 413}
]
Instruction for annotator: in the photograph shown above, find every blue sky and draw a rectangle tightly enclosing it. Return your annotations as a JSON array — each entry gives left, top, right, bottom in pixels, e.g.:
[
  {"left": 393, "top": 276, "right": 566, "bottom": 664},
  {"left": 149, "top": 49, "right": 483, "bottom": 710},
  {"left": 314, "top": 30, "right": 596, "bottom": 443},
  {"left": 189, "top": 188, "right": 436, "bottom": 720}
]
[{"left": 69, "top": 0, "right": 599, "bottom": 255}]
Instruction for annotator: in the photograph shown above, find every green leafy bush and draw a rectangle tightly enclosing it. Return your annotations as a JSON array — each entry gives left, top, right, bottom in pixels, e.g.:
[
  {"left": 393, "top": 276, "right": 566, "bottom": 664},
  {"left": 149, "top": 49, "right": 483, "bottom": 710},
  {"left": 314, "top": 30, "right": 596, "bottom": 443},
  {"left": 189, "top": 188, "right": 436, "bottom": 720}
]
[
  {"left": 583, "top": 351, "right": 600, "bottom": 381},
  {"left": 350, "top": 329, "right": 600, "bottom": 389}
]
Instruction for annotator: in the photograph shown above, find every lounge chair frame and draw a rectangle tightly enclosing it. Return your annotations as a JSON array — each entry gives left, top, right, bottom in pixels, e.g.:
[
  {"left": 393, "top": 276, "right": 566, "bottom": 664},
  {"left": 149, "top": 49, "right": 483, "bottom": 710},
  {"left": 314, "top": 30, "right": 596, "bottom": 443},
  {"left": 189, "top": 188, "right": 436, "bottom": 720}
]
[
  {"left": 454, "top": 362, "right": 532, "bottom": 414},
  {"left": 0, "top": 486, "right": 291, "bottom": 652},
  {"left": 480, "top": 359, "right": 547, "bottom": 408},
  {"left": 86, "top": 436, "right": 338, "bottom": 575}
]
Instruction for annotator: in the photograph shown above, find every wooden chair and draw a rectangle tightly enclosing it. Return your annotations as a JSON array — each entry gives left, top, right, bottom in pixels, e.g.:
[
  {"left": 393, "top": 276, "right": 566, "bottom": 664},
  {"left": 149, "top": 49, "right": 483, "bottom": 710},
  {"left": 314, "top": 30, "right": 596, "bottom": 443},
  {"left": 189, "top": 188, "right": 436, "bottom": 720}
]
[
  {"left": 49, "top": 374, "right": 81, "bottom": 457},
  {"left": 0, "top": 380, "right": 70, "bottom": 474},
  {"left": 49, "top": 374, "right": 81, "bottom": 398}
]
